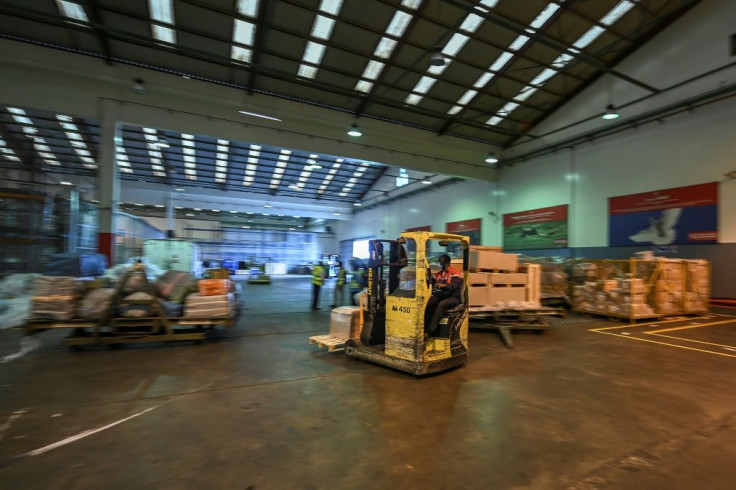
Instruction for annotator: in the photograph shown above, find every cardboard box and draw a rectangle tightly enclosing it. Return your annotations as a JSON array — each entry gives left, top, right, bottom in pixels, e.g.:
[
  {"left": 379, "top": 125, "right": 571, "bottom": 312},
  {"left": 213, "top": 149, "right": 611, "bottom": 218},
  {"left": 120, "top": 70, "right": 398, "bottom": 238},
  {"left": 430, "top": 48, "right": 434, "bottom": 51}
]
[
  {"left": 488, "top": 273, "right": 527, "bottom": 285},
  {"left": 329, "top": 306, "right": 362, "bottom": 340},
  {"left": 487, "top": 286, "right": 526, "bottom": 304},
  {"left": 198, "top": 279, "right": 231, "bottom": 296},
  {"left": 468, "top": 272, "right": 489, "bottom": 286},
  {"left": 469, "top": 251, "right": 518, "bottom": 271},
  {"left": 468, "top": 286, "right": 487, "bottom": 306}
]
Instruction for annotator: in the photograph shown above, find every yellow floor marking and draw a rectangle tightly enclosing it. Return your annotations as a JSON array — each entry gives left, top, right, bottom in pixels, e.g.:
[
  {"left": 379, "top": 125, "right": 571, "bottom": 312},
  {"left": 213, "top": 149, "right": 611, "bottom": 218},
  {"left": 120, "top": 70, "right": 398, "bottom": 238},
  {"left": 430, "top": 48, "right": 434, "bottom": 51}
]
[
  {"left": 643, "top": 318, "right": 736, "bottom": 334},
  {"left": 646, "top": 332, "right": 736, "bottom": 350},
  {"left": 592, "top": 330, "right": 736, "bottom": 358}
]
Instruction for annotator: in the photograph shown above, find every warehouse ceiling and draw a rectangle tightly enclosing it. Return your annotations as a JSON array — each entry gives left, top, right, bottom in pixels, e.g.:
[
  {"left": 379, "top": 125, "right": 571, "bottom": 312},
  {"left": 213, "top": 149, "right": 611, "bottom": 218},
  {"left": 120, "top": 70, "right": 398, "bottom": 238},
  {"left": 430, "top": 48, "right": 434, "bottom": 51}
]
[{"left": 0, "top": 0, "right": 701, "bottom": 210}]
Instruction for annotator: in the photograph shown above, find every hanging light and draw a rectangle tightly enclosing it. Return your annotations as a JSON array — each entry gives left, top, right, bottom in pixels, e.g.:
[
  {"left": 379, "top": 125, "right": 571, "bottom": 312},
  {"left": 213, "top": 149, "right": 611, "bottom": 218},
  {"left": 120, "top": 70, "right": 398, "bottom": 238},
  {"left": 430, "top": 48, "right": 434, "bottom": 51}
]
[
  {"left": 429, "top": 46, "right": 446, "bottom": 67},
  {"left": 485, "top": 153, "right": 499, "bottom": 164},
  {"left": 347, "top": 123, "right": 362, "bottom": 137},
  {"left": 601, "top": 104, "right": 620, "bottom": 120}
]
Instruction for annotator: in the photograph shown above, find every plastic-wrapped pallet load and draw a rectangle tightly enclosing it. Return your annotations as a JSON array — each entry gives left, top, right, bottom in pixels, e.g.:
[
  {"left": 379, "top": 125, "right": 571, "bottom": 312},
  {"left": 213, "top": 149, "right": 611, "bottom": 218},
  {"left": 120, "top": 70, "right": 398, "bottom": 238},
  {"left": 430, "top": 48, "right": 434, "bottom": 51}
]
[
  {"left": 184, "top": 293, "right": 234, "bottom": 318},
  {"left": 329, "top": 306, "right": 361, "bottom": 341},
  {"left": 77, "top": 288, "right": 116, "bottom": 320}
]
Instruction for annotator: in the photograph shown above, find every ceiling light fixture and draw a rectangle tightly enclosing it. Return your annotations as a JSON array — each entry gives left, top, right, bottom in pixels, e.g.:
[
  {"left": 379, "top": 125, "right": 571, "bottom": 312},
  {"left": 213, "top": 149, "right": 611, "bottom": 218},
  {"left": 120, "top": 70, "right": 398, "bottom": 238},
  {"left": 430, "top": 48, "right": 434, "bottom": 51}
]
[
  {"left": 429, "top": 46, "right": 446, "bottom": 67},
  {"left": 421, "top": 179, "right": 432, "bottom": 184},
  {"left": 238, "top": 110, "right": 282, "bottom": 122},
  {"left": 347, "top": 123, "right": 362, "bottom": 137},
  {"left": 485, "top": 153, "right": 499, "bottom": 164},
  {"left": 353, "top": 202, "right": 362, "bottom": 207},
  {"left": 174, "top": 187, "right": 185, "bottom": 191},
  {"left": 601, "top": 104, "right": 620, "bottom": 120},
  {"left": 131, "top": 78, "right": 146, "bottom": 95}
]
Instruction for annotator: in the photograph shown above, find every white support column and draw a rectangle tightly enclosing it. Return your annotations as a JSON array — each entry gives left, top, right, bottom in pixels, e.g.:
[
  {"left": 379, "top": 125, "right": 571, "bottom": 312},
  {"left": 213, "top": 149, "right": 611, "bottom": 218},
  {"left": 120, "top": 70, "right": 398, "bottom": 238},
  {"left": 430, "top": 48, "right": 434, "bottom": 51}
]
[{"left": 97, "top": 99, "right": 120, "bottom": 266}]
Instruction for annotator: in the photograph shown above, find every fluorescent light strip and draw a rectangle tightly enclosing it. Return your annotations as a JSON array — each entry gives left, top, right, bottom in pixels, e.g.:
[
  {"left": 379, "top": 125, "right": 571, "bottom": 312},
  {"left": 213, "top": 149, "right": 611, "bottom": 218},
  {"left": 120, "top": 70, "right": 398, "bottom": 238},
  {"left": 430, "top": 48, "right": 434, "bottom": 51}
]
[
  {"left": 8, "top": 107, "right": 60, "bottom": 166},
  {"left": 215, "top": 139, "right": 229, "bottom": 183},
  {"left": 298, "top": 0, "right": 344, "bottom": 79},
  {"left": 148, "top": 0, "right": 176, "bottom": 45},
  {"left": 181, "top": 133, "right": 197, "bottom": 180},
  {"left": 318, "top": 159, "right": 343, "bottom": 194},
  {"left": 56, "top": 114, "right": 96, "bottom": 169},
  {"left": 55, "top": 0, "right": 89, "bottom": 23},
  {"left": 354, "top": 1, "right": 422, "bottom": 93},
  {"left": 0, "top": 137, "right": 21, "bottom": 162},
  {"left": 269, "top": 149, "right": 291, "bottom": 189},
  {"left": 243, "top": 144, "right": 260, "bottom": 186}
]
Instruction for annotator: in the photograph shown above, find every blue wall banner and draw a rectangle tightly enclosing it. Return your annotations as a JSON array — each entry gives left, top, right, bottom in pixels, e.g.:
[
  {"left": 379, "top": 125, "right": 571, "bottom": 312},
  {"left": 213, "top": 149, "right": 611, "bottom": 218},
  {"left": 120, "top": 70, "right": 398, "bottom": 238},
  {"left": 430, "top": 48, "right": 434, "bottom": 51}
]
[{"left": 608, "top": 182, "right": 718, "bottom": 246}]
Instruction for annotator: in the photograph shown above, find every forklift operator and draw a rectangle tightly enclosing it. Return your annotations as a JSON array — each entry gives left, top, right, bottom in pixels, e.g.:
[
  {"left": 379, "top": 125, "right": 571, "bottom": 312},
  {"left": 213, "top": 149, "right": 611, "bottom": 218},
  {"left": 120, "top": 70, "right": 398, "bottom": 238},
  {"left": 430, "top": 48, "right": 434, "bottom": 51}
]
[{"left": 425, "top": 254, "right": 463, "bottom": 339}]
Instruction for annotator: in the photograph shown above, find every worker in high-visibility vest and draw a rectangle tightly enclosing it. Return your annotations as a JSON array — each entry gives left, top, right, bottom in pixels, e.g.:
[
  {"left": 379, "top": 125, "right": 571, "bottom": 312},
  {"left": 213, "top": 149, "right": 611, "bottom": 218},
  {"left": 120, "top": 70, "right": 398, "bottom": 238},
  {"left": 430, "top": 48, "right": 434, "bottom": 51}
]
[
  {"left": 331, "top": 261, "right": 347, "bottom": 307},
  {"left": 349, "top": 265, "right": 366, "bottom": 306},
  {"left": 311, "top": 261, "right": 326, "bottom": 310}
]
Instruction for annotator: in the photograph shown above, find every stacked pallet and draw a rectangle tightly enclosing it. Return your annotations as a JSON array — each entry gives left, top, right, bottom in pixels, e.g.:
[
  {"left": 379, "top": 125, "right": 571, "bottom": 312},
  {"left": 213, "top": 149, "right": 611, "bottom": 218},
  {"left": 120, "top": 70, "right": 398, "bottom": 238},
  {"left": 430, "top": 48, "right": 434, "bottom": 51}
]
[
  {"left": 572, "top": 258, "right": 710, "bottom": 318},
  {"left": 572, "top": 277, "right": 656, "bottom": 318},
  {"left": 467, "top": 246, "right": 541, "bottom": 308}
]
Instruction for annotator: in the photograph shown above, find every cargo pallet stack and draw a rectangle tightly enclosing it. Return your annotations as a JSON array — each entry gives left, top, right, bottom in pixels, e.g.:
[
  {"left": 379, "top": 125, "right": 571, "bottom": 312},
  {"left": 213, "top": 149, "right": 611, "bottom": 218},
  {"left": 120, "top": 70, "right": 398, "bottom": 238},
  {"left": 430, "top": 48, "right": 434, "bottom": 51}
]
[{"left": 571, "top": 257, "right": 710, "bottom": 322}]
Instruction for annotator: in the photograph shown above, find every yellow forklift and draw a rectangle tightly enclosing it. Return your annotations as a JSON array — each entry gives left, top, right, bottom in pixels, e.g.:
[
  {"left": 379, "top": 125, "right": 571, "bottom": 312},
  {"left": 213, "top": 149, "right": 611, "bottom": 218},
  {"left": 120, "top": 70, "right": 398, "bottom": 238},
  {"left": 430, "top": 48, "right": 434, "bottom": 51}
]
[{"left": 344, "top": 231, "right": 469, "bottom": 375}]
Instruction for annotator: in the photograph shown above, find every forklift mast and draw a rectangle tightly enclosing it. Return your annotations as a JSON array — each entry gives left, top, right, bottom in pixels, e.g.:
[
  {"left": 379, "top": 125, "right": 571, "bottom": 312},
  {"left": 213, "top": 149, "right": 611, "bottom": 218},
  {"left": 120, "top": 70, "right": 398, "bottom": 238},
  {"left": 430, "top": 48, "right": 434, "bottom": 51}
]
[{"left": 361, "top": 239, "right": 407, "bottom": 345}]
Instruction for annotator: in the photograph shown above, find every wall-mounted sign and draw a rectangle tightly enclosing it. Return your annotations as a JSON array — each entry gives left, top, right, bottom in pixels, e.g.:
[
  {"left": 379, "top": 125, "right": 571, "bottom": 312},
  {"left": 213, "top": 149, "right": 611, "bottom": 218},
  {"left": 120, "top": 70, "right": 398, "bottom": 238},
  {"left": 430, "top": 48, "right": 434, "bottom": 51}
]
[
  {"left": 503, "top": 204, "right": 569, "bottom": 250},
  {"left": 608, "top": 182, "right": 718, "bottom": 246},
  {"left": 446, "top": 218, "right": 481, "bottom": 245}
]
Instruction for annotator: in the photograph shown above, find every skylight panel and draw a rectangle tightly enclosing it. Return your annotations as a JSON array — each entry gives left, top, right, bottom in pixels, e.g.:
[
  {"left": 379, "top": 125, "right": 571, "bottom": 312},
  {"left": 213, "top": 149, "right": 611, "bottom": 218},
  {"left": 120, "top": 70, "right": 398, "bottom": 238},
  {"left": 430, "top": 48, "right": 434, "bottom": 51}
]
[
  {"left": 318, "top": 159, "right": 343, "bottom": 194},
  {"left": 181, "top": 133, "right": 197, "bottom": 180},
  {"left": 311, "top": 15, "right": 336, "bottom": 40},
  {"left": 215, "top": 139, "right": 229, "bottom": 184},
  {"left": 374, "top": 38, "right": 398, "bottom": 59},
  {"left": 148, "top": 0, "right": 176, "bottom": 45},
  {"left": 339, "top": 163, "right": 369, "bottom": 196},
  {"left": 460, "top": 14, "right": 484, "bottom": 33},
  {"left": 529, "top": 67, "right": 558, "bottom": 87},
  {"left": 485, "top": 101, "right": 519, "bottom": 126},
  {"left": 600, "top": 1, "right": 635, "bottom": 26},
  {"left": 232, "top": 46, "right": 253, "bottom": 63},
  {"left": 298, "top": 42, "right": 327, "bottom": 78},
  {"left": 55, "top": 1, "right": 89, "bottom": 23},
  {"left": 56, "top": 114, "right": 96, "bottom": 169},
  {"left": 243, "top": 144, "right": 260, "bottom": 186},
  {"left": 514, "top": 86, "right": 538, "bottom": 103},
  {"left": 529, "top": 3, "right": 560, "bottom": 31},
  {"left": 8, "top": 107, "right": 59, "bottom": 166},
  {"left": 237, "top": 0, "right": 260, "bottom": 17},
  {"left": 443, "top": 33, "right": 469, "bottom": 58},
  {"left": 508, "top": 35, "right": 530, "bottom": 52},
  {"left": 116, "top": 146, "right": 133, "bottom": 173},
  {"left": 0, "top": 137, "right": 20, "bottom": 162},
  {"left": 573, "top": 26, "right": 605, "bottom": 50},
  {"left": 456, "top": 90, "right": 478, "bottom": 107},
  {"left": 405, "top": 94, "right": 423, "bottom": 105},
  {"left": 396, "top": 168, "right": 409, "bottom": 188},
  {"left": 141, "top": 128, "right": 167, "bottom": 177},
  {"left": 385, "top": 11, "right": 412, "bottom": 37},
  {"left": 353, "top": 1, "right": 422, "bottom": 94},
  {"left": 294, "top": 154, "right": 320, "bottom": 190},
  {"left": 269, "top": 150, "right": 291, "bottom": 189},
  {"left": 413, "top": 76, "right": 436, "bottom": 95},
  {"left": 297, "top": 0, "right": 344, "bottom": 79}
]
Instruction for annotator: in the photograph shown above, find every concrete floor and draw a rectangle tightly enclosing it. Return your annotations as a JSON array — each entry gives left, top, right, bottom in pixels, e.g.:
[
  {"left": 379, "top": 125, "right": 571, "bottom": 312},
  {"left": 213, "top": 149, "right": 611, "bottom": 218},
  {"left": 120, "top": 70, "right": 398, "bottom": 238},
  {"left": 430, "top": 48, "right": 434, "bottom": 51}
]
[{"left": 1, "top": 275, "right": 735, "bottom": 489}]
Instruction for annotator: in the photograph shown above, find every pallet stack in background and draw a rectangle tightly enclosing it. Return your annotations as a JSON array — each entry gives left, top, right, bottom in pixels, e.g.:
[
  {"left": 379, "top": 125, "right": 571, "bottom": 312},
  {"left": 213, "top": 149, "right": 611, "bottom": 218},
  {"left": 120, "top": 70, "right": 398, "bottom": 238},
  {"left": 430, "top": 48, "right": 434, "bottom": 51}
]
[
  {"left": 571, "top": 257, "right": 710, "bottom": 319},
  {"left": 466, "top": 246, "right": 541, "bottom": 309}
]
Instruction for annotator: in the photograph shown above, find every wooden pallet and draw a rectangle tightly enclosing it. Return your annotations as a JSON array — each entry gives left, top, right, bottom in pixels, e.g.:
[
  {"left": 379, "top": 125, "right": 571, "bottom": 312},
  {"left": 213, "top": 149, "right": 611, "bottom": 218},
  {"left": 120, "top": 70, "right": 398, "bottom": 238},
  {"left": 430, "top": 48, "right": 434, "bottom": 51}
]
[{"left": 309, "top": 334, "right": 346, "bottom": 352}]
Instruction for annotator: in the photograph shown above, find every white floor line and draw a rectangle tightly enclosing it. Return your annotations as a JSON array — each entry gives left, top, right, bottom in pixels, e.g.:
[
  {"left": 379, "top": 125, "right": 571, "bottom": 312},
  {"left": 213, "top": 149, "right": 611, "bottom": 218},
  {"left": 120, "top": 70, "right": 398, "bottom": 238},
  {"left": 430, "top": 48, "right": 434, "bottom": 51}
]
[
  {"left": 1, "top": 337, "right": 41, "bottom": 363},
  {"left": 19, "top": 405, "right": 160, "bottom": 458},
  {"left": 0, "top": 410, "right": 26, "bottom": 443}
]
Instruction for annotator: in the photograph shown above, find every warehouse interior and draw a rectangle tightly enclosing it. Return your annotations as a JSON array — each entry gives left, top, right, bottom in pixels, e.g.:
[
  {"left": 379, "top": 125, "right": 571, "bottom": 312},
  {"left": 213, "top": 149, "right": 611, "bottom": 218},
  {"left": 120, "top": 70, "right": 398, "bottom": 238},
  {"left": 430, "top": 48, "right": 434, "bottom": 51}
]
[{"left": 1, "top": 0, "right": 736, "bottom": 488}]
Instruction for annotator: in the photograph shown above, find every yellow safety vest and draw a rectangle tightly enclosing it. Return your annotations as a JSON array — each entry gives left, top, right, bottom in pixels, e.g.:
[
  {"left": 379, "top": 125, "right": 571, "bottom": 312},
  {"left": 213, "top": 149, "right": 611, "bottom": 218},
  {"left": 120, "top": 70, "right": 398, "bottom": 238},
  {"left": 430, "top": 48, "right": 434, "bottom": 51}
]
[
  {"left": 312, "top": 266, "right": 325, "bottom": 286},
  {"left": 337, "top": 268, "right": 347, "bottom": 286}
]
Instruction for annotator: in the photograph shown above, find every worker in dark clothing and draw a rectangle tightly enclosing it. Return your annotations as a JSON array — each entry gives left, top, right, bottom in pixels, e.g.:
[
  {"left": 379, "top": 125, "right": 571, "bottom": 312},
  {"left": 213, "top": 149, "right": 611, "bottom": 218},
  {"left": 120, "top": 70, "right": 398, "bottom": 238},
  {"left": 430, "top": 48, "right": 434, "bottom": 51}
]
[
  {"left": 330, "top": 260, "right": 347, "bottom": 307},
  {"left": 424, "top": 254, "right": 463, "bottom": 338}
]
